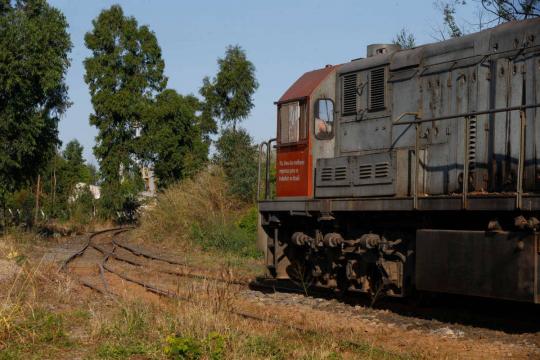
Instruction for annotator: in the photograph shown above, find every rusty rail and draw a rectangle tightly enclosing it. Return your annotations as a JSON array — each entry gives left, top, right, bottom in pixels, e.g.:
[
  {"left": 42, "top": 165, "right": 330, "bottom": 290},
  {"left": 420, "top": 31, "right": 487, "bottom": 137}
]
[{"left": 393, "top": 103, "right": 540, "bottom": 210}]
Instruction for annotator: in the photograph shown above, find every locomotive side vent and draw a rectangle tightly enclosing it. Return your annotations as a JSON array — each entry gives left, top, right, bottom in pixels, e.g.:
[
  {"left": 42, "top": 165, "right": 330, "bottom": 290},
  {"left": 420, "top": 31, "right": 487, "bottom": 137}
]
[
  {"left": 369, "top": 67, "right": 385, "bottom": 111},
  {"left": 342, "top": 73, "right": 357, "bottom": 115},
  {"left": 334, "top": 166, "right": 348, "bottom": 181},
  {"left": 316, "top": 153, "right": 395, "bottom": 196},
  {"left": 468, "top": 118, "right": 477, "bottom": 172},
  {"left": 374, "top": 162, "right": 390, "bottom": 178},
  {"left": 359, "top": 164, "right": 373, "bottom": 179},
  {"left": 321, "top": 167, "right": 333, "bottom": 182}
]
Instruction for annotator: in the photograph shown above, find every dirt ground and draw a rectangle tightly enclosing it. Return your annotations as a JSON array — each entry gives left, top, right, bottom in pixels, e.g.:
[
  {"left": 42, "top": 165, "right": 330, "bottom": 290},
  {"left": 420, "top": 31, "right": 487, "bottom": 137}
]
[{"left": 2, "top": 230, "right": 540, "bottom": 359}]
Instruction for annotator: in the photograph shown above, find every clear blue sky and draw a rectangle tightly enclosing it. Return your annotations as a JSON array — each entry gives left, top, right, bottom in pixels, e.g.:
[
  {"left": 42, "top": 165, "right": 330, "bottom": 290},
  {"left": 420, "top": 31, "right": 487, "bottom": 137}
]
[{"left": 49, "top": 0, "right": 476, "bottom": 166}]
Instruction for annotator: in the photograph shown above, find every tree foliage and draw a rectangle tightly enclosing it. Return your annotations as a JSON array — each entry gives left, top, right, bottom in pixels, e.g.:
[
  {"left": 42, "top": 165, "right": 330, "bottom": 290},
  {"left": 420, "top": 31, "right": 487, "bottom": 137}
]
[
  {"left": 140, "top": 89, "right": 209, "bottom": 188},
  {"left": 479, "top": 0, "right": 539, "bottom": 20},
  {"left": 84, "top": 4, "right": 167, "bottom": 188},
  {"left": 393, "top": 28, "right": 416, "bottom": 49},
  {"left": 84, "top": 5, "right": 167, "bottom": 216},
  {"left": 435, "top": 0, "right": 540, "bottom": 39},
  {"left": 434, "top": 0, "right": 466, "bottom": 39},
  {"left": 5, "top": 140, "right": 96, "bottom": 223},
  {"left": 0, "top": 0, "right": 71, "bottom": 196},
  {"left": 214, "top": 128, "right": 258, "bottom": 202},
  {"left": 200, "top": 45, "right": 259, "bottom": 130},
  {"left": 40, "top": 140, "right": 94, "bottom": 218}
]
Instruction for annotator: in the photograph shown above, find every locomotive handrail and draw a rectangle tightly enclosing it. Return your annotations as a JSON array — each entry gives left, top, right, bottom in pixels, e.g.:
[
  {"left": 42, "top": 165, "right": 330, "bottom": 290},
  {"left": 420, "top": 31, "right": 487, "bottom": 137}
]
[
  {"left": 257, "top": 138, "right": 276, "bottom": 201},
  {"left": 392, "top": 103, "right": 540, "bottom": 125},
  {"left": 393, "top": 103, "right": 540, "bottom": 210},
  {"left": 392, "top": 112, "right": 420, "bottom": 125},
  {"left": 257, "top": 141, "right": 268, "bottom": 201},
  {"left": 265, "top": 138, "right": 276, "bottom": 200}
]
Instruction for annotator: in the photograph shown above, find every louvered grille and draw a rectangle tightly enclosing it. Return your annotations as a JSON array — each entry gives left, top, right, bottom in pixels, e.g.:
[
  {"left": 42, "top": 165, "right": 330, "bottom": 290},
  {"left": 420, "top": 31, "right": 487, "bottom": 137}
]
[
  {"left": 321, "top": 168, "right": 333, "bottom": 182},
  {"left": 374, "top": 162, "right": 390, "bottom": 178},
  {"left": 342, "top": 73, "right": 357, "bottom": 115},
  {"left": 369, "top": 68, "right": 385, "bottom": 111},
  {"left": 358, "top": 164, "right": 373, "bottom": 179},
  {"left": 334, "top": 166, "right": 347, "bottom": 181},
  {"left": 468, "top": 118, "right": 477, "bottom": 171}
]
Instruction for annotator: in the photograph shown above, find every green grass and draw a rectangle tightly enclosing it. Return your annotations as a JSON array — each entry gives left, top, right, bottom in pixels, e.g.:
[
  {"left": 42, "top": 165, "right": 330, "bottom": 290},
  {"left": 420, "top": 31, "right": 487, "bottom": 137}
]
[
  {"left": 190, "top": 215, "right": 260, "bottom": 259},
  {"left": 0, "top": 308, "right": 74, "bottom": 360},
  {"left": 96, "top": 343, "right": 154, "bottom": 359},
  {"left": 243, "top": 335, "right": 286, "bottom": 360}
]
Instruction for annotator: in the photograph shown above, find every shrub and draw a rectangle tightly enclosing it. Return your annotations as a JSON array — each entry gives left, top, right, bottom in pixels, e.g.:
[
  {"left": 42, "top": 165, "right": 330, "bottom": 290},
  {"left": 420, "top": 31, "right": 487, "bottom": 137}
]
[
  {"left": 164, "top": 332, "right": 225, "bottom": 360},
  {"left": 138, "top": 166, "right": 261, "bottom": 258},
  {"left": 68, "top": 185, "right": 96, "bottom": 225},
  {"left": 190, "top": 218, "right": 258, "bottom": 258},
  {"left": 98, "top": 178, "right": 142, "bottom": 224}
]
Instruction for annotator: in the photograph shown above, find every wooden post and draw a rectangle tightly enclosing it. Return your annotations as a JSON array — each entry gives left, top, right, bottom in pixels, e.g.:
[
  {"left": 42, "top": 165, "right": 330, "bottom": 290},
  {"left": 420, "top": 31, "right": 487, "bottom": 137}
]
[
  {"left": 52, "top": 160, "right": 57, "bottom": 216},
  {"left": 34, "top": 174, "right": 41, "bottom": 225}
]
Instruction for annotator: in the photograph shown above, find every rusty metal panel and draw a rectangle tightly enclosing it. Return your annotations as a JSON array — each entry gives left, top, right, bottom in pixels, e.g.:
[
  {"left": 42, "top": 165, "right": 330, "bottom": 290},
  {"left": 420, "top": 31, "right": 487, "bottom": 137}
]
[
  {"left": 278, "top": 66, "right": 338, "bottom": 104},
  {"left": 490, "top": 58, "right": 511, "bottom": 191},
  {"left": 416, "top": 229, "right": 537, "bottom": 302},
  {"left": 509, "top": 58, "right": 525, "bottom": 180},
  {"left": 474, "top": 59, "right": 490, "bottom": 192},
  {"left": 389, "top": 72, "right": 419, "bottom": 149},
  {"left": 525, "top": 54, "right": 538, "bottom": 191},
  {"left": 340, "top": 117, "right": 391, "bottom": 153}
]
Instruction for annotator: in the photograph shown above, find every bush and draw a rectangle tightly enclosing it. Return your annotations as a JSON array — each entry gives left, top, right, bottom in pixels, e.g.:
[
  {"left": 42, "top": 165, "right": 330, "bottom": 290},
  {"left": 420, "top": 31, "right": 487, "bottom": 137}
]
[
  {"left": 68, "top": 185, "right": 96, "bottom": 225},
  {"left": 138, "top": 167, "right": 260, "bottom": 258},
  {"left": 98, "top": 178, "right": 143, "bottom": 224},
  {"left": 191, "top": 218, "right": 258, "bottom": 258}
]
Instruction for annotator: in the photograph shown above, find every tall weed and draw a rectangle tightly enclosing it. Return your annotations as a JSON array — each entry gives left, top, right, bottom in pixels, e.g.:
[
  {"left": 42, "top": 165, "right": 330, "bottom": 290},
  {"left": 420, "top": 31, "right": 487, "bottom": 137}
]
[{"left": 138, "top": 167, "right": 260, "bottom": 258}]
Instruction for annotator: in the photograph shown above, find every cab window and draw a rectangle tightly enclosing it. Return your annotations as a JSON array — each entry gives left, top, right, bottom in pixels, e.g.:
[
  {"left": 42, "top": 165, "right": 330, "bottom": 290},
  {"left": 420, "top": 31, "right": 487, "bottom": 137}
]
[
  {"left": 279, "top": 101, "right": 302, "bottom": 144},
  {"left": 314, "top": 99, "right": 334, "bottom": 139}
]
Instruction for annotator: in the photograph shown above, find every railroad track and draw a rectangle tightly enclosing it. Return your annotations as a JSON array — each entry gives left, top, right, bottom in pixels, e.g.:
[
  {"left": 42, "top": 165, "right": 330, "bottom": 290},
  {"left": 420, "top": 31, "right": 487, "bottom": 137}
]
[
  {"left": 60, "top": 227, "right": 317, "bottom": 332},
  {"left": 60, "top": 227, "right": 540, "bottom": 340}
]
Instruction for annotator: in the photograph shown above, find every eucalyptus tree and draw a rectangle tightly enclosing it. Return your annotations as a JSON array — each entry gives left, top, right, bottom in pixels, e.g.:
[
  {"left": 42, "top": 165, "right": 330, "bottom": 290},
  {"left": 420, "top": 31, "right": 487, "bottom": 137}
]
[
  {"left": 139, "top": 89, "right": 208, "bottom": 188},
  {"left": 84, "top": 5, "right": 166, "bottom": 215},
  {"left": 0, "top": 0, "right": 71, "bottom": 201},
  {"left": 84, "top": 5, "right": 167, "bottom": 185},
  {"left": 200, "top": 45, "right": 259, "bottom": 132}
]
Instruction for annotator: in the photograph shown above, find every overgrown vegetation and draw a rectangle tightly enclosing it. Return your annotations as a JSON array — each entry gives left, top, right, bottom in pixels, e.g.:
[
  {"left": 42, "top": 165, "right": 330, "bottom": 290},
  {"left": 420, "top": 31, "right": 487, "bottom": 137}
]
[
  {"left": 0, "top": 244, "right": 411, "bottom": 359},
  {"left": 137, "top": 166, "right": 260, "bottom": 258}
]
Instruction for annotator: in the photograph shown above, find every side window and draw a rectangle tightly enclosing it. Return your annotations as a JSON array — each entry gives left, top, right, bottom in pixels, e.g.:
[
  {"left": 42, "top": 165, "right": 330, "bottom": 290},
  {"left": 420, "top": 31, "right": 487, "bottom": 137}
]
[
  {"left": 314, "top": 99, "right": 334, "bottom": 139},
  {"left": 279, "top": 101, "right": 301, "bottom": 144}
]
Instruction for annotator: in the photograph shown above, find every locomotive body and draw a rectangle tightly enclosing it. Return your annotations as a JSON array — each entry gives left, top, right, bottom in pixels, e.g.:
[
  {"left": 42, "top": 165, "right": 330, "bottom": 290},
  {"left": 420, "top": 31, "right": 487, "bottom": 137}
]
[{"left": 259, "top": 18, "right": 540, "bottom": 302}]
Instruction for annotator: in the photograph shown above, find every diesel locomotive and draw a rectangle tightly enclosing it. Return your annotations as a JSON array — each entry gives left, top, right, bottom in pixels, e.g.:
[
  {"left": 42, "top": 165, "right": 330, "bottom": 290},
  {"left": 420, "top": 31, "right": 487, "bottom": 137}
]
[{"left": 257, "top": 18, "right": 540, "bottom": 303}]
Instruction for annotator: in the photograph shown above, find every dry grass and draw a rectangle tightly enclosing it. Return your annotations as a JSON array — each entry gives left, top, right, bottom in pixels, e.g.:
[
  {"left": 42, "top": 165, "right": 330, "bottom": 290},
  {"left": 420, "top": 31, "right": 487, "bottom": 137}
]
[
  {"left": 0, "top": 260, "right": 409, "bottom": 359},
  {"left": 137, "top": 166, "right": 243, "bottom": 246},
  {"left": 0, "top": 229, "right": 412, "bottom": 359},
  {"left": 0, "top": 172, "right": 415, "bottom": 359}
]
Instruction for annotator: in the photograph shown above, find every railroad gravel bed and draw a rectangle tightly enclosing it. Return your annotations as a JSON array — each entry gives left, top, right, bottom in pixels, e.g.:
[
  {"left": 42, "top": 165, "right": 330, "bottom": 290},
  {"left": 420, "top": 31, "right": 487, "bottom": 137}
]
[{"left": 241, "top": 288, "right": 540, "bottom": 354}]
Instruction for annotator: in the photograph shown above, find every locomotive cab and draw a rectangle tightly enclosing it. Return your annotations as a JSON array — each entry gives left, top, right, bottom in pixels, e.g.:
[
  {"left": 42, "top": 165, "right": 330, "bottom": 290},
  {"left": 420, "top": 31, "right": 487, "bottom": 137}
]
[{"left": 275, "top": 65, "right": 337, "bottom": 198}]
